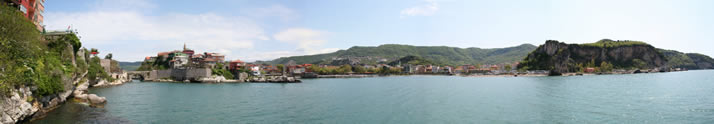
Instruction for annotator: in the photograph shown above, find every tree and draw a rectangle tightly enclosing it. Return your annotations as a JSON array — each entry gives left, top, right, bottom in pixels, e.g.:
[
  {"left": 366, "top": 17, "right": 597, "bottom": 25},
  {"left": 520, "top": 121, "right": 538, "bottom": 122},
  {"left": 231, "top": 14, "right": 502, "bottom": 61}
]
[
  {"left": 353, "top": 65, "right": 366, "bottom": 74},
  {"left": 338, "top": 64, "right": 352, "bottom": 74},
  {"left": 632, "top": 59, "right": 647, "bottom": 69},
  {"left": 105, "top": 53, "right": 113, "bottom": 59},
  {"left": 586, "top": 58, "right": 596, "bottom": 67},
  {"left": 600, "top": 61, "right": 613, "bottom": 72},
  {"left": 504, "top": 65, "right": 512, "bottom": 71},
  {"left": 276, "top": 64, "right": 285, "bottom": 73}
]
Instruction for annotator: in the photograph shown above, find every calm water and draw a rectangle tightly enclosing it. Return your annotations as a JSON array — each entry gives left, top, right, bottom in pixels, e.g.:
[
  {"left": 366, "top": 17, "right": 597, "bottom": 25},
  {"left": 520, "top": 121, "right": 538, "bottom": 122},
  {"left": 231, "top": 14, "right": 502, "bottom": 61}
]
[{"left": 33, "top": 70, "right": 714, "bottom": 123}]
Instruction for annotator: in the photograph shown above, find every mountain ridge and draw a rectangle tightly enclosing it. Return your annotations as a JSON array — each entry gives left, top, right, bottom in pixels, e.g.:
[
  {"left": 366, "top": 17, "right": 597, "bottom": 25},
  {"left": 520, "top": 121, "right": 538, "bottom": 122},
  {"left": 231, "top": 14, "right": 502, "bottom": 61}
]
[{"left": 264, "top": 44, "right": 538, "bottom": 66}]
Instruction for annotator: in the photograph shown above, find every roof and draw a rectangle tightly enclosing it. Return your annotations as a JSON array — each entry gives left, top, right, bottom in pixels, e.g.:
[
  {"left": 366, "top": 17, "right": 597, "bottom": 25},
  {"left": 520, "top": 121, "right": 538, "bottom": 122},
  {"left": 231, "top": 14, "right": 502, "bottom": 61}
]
[
  {"left": 231, "top": 59, "right": 244, "bottom": 63},
  {"left": 158, "top": 52, "right": 170, "bottom": 56},
  {"left": 203, "top": 58, "right": 218, "bottom": 62}
]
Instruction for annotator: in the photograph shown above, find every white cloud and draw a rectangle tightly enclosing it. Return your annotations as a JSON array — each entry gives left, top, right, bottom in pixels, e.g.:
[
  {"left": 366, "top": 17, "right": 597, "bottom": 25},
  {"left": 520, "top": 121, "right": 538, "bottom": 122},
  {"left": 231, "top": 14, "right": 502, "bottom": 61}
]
[
  {"left": 241, "top": 47, "right": 341, "bottom": 62},
  {"left": 91, "top": 0, "right": 156, "bottom": 11},
  {"left": 273, "top": 28, "right": 333, "bottom": 55},
  {"left": 240, "top": 5, "right": 299, "bottom": 22},
  {"left": 400, "top": 0, "right": 440, "bottom": 17},
  {"left": 42, "top": 0, "right": 336, "bottom": 62},
  {"left": 43, "top": 1, "right": 271, "bottom": 61}
]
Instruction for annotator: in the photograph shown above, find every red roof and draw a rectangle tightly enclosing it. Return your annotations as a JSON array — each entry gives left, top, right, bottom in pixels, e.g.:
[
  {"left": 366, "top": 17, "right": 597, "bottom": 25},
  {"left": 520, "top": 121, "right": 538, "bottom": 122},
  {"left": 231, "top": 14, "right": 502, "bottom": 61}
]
[
  {"left": 231, "top": 59, "right": 244, "bottom": 63},
  {"left": 158, "top": 52, "right": 170, "bottom": 56},
  {"left": 203, "top": 58, "right": 218, "bottom": 62}
]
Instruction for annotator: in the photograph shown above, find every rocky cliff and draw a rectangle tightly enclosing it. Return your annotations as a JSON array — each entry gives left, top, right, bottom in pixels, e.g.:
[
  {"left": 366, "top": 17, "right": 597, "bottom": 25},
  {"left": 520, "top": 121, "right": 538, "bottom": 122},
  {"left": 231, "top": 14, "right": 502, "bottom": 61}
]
[
  {"left": 0, "top": 5, "right": 127, "bottom": 123},
  {"left": 519, "top": 39, "right": 667, "bottom": 74}
]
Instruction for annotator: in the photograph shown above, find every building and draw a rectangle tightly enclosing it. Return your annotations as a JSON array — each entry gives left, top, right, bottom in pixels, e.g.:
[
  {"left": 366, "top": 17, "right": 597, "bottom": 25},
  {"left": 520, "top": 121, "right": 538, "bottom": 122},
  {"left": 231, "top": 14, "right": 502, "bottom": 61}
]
[
  {"left": 442, "top": 66, "right": 453, "bottom": 73},
  {"left": 228, "top": 59, "right": 245, "bottom": 70},
  {"left": 2, "top": 0, "right": 44, "bottom": 30},
  {"left": 144, "top": 56, "right": 157, "bottom": 63},
  {"left": 585, "top": 68, "right": 596, "bottom": 73},
  {"left": 205, "top": 52, "right": 225, "bottom": 62},
  {"left": 169, "top": 52, "right": 188, "bottom": 69}
]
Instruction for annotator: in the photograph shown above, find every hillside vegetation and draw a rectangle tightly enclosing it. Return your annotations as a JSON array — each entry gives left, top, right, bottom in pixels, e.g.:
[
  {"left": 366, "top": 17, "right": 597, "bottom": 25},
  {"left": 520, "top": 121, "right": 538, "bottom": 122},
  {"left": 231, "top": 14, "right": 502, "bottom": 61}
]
[
  {"left": 0, "top": 5, "right": 109, "bottom": 95},
  {"left": 659, "top": 49, "right": 714, "bottom": 69},
  {"left": 119, "top": 61, "right": 142, "bottom": 71},
  {"left": 267, "top": 44, "right": 537, "bottom": 66},
  {"left": 519, "top": 39, "right": 714, "bottom": 74},
  {"left": 580, "top": 39, "right": 649, "bottom": 48}
]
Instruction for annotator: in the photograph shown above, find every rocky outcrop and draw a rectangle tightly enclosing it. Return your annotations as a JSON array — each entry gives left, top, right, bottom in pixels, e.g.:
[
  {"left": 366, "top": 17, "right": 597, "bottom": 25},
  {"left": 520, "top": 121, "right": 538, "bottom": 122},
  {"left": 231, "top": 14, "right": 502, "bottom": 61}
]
[
  {"left": 0, "top": 87, "right": 39, "bottom": 124},
  {"left": 198, "top": 76, "right": 226, "bottom": 83},
  {"left": 248, "top": 76, "right": 301, "bottom": 83},
  {"left": 519, "top": 40, "right": 667, "bottom": 74},
  {"left": 73, "top": 81, "right": 106, "bottom": 107},
  {"left": 93, "top": 72, "right": 130, "bottom": 87}
]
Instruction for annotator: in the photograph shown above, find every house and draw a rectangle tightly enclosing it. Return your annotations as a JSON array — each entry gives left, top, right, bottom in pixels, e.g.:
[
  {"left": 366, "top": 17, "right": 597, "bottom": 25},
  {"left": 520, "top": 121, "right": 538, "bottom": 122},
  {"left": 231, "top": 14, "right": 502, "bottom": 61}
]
[
  {"left": 170, "top": 54, "right": 188, "bottom": 69},
  {"left": 2, "top": 0, "right": 44, "bottom": 30},
  {"left": 490, "top": 65, "right": 499, "bottom": 71},
  {"left": 414, "top": 65, "right": 424, "bottom": 73},
  {"left": 204, "top": 52, "right": 225, "bottom": 62},
  {"left": 229, "top": 59, "right": 245, "bottom": 70},
  {"left": 431, "top": 66, "right": 440, "bottom": 73},
  {"left": 442, "top": 66, "right": 453, "bottom": 73},
  {"left": 201, "top": 58, "right": 219, "bottom": 68},
  {"left": 250, "top": 66, "right": 261, "bottom": 75},
  {"left": 585, "top": 68, "right": 596, "bottom": 73},
  {"left": 454, "top": 67, "right": 464, "bottom": 73}
]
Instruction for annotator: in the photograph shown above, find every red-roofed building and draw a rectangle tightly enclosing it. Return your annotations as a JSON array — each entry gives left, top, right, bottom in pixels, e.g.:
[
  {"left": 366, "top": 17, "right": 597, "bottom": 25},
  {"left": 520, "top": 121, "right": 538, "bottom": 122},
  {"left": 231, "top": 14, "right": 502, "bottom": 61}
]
[
  {"left": 3, "top": 0, "right": 44, "bottom": 30},
  {"left": 229, "top": 59, "right": 245, "bottom": 70}
]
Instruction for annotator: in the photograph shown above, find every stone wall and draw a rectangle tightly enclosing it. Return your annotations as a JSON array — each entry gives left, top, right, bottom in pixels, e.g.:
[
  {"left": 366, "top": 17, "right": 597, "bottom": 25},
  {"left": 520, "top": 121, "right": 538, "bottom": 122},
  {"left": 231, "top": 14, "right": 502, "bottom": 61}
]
[
  {"left": 171, "top": 68, "right": 211, "bottom": 81},
  {"left": 148, "top": 69, "right": 172, "bottom": 81},
  {"left": 100, "top": 59, "right": 112, "bottom": 74},
  {"left": 146, "top": 68, "right": 211, "bottom": 81}
]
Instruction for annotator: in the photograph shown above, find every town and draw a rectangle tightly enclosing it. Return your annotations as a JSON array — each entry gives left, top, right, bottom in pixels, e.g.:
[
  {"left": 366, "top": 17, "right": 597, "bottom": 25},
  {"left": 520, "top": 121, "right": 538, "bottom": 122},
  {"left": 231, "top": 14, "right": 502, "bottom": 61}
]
[{"left": 133, "top": 45, "right": 548, "bottom": 83}]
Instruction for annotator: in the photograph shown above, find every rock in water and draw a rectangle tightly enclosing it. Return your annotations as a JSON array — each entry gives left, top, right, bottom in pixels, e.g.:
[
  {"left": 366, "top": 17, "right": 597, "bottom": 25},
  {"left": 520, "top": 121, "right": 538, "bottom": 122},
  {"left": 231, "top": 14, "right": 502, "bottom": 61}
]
[{"left": 87, "top": 94, "right": 106, "bottom": 104}]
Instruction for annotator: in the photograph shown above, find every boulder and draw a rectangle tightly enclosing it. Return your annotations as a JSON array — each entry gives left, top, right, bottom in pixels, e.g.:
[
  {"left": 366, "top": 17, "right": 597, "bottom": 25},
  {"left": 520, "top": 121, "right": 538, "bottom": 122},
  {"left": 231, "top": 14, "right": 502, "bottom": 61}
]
[
  {"left": 74, "top": 94, "right": 88, "bottom": 100},
  {"left": 87, "top": 94, "right": 106, "bottom": 104}
]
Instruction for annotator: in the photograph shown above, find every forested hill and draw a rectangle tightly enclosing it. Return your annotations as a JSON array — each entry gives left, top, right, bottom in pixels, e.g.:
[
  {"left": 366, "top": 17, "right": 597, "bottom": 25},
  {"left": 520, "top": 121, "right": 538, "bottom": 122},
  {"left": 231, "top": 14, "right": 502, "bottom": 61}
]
[
  {"left": 518, "top": 39, "right": 714, "bottom": 74},
  {"left": 265, "top": 44, "right": 537, "bottom": 66}
]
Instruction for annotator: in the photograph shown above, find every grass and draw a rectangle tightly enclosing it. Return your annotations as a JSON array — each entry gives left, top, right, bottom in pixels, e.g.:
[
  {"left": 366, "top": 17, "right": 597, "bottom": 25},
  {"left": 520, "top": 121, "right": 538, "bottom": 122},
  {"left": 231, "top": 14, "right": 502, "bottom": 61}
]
[{"left": 580, "top": 39, "right": 649, "bottom": 48}]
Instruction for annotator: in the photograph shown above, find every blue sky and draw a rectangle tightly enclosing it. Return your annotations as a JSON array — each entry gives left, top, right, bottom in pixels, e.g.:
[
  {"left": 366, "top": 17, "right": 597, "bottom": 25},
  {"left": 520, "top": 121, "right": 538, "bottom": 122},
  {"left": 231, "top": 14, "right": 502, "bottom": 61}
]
[{"left": 44, "top": 0, "right": 714, "bottom": 62}]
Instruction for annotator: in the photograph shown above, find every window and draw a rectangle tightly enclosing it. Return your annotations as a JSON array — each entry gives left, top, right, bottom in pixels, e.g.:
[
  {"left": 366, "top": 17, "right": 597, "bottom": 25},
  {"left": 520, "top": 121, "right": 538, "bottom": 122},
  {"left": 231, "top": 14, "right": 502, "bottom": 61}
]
[{"left": 19, "top": 6, "right": 27, "bottom": 13}]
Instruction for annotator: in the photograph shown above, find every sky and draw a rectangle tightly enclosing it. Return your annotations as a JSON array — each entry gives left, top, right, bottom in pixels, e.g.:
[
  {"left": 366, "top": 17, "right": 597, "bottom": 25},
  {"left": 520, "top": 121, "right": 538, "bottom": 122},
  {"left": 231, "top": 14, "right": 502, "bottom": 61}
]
[{"left": 44, "top": 0, "right": 714, "bottom": 62}]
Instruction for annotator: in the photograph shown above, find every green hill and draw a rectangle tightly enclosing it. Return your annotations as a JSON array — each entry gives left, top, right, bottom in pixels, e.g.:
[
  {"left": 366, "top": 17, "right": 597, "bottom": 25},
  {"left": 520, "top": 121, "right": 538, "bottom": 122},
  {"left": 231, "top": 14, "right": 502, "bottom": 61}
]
[
  {"left": 659, "top": 49, "right": 714, "bottom": 69},
  {"left": 519, "top": 39, "right": 714, "bottom": 74},
  {"left": 266, "top": 44, "right": 537, "bottom": 66},
  {"left": 388, "top": 56, "right": 434, "bottom": 66},
  {"left": 119, "top": 61, "right": 143, "bottom": 71}
]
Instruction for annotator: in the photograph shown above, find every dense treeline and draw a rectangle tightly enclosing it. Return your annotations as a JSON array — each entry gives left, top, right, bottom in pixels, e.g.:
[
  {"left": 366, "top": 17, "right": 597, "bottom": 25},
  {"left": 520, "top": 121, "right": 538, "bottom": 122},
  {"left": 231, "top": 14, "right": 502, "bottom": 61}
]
[
  {"left": 1, "top": 5, "right": 71, "bottom": 95},
  {"left": 307, "top": 65, "right": 403, "bottom": 75},
  {"left": 267, "top": 44, "right": 537, "bottom": 66},
  {"left": 0, "top": 5, "right": 113, "bottom": 96},
  {"left": 519, "top": 39, "right": 714, "bottom": 73}
]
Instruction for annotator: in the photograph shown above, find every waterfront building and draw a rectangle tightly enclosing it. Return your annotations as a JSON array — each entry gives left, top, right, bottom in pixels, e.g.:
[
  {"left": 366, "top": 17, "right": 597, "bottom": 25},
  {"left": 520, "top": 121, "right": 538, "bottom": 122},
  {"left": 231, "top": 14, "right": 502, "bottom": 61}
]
[
  {"left": 585, "top": 68, "right": 596, "bottom": 73},
  {"left": 443, "top": 66, "right": 453, "bottom": 73},
  {"left": 144, "top": 56, "right": 157, "bottom": 63},
  {"left": 431, "top": 66, "right": 440, "bottom": 73},
  {"left": 2, "top": 0, "right": 44, "bottom": 30},
  {"left": 204, "top": 52, "right": 225, "bottom": 62},
  {"left": 229, "top": 60, "right": 246, "bottom": 70}
]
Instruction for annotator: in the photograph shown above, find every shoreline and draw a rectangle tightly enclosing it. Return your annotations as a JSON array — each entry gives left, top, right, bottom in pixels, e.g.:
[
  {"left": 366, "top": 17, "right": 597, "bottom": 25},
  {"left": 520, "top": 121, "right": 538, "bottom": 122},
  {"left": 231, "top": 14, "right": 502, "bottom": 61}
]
[{"left": 137, "top": 69, "right": 694, "bottom": 83}]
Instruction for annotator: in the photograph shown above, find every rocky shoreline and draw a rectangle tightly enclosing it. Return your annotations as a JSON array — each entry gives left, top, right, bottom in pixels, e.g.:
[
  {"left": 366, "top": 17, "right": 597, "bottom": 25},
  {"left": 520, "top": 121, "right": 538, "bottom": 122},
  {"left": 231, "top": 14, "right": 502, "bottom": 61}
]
[{"left": 0, "top": 71, "right": 131, "bottom": 124}]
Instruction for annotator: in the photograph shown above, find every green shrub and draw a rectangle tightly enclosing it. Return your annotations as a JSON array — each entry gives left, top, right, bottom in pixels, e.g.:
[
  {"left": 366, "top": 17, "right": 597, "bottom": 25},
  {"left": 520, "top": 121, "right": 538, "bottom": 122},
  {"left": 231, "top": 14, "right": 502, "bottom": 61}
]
[
  {"left": 1, "top": 5, "right": 69, "bottom": 95},
  {"left": 212, "top": 68, "right": 234, "bottom": 79}
]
